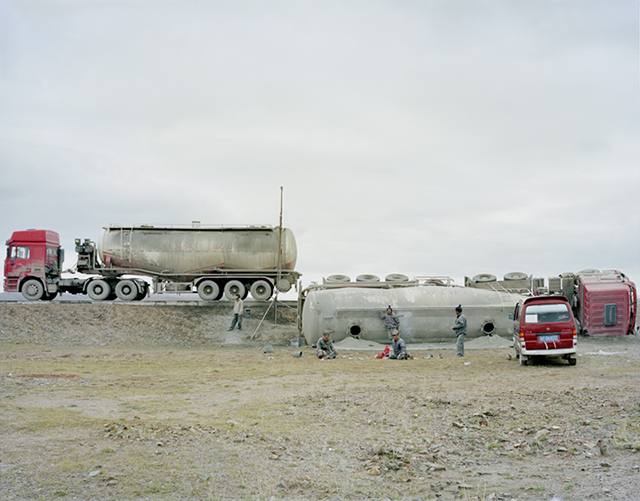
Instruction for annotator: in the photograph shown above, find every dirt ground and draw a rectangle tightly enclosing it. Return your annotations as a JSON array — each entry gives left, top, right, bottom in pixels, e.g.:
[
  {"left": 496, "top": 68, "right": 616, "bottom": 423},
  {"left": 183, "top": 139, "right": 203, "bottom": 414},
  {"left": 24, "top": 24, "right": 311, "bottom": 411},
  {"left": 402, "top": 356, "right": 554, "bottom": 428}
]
[{"left": 1, "top": 302, "right": 639, "bottom": 501}]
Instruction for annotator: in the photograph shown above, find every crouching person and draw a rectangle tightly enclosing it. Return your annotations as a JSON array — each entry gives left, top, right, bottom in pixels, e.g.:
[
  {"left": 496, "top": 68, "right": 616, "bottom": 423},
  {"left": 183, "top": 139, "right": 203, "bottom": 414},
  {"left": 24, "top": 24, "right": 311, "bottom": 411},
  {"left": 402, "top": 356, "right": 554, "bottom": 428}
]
[
  {"left": 389, "top": 330, "right": 410, "bottom": 360},
  {"left": 316, "top": 332, "right": 338, "bottom": 359}
]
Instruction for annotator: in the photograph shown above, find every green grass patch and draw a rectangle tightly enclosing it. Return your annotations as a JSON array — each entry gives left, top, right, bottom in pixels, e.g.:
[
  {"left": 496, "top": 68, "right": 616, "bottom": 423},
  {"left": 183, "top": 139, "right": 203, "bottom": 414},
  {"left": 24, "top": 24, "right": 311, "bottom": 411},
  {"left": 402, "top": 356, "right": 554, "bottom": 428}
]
[{"left": 9, "top": 405, "right": 98, "bottom": 432}]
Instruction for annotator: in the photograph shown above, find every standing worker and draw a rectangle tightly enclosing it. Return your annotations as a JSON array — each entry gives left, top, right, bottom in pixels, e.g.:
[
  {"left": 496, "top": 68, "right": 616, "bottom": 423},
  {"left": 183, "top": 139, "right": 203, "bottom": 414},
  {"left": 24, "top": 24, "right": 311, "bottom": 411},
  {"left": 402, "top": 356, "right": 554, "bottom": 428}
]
[
  {"left": 380, "top": 306, "right": 400, "bottom": 340},
  {"left": 452, "top": 304, "right": 467, "bottom": 357},
  {"left": 228, "top": 293, "right": 244, "bottom": 331}
]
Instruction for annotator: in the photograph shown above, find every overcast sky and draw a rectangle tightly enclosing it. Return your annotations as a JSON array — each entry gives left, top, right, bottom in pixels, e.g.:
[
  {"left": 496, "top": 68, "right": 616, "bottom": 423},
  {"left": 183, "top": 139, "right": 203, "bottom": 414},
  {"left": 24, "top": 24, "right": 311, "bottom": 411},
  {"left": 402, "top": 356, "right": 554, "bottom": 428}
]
[{"left": 1, "top": 0, "right": 638, "bottom": 295}]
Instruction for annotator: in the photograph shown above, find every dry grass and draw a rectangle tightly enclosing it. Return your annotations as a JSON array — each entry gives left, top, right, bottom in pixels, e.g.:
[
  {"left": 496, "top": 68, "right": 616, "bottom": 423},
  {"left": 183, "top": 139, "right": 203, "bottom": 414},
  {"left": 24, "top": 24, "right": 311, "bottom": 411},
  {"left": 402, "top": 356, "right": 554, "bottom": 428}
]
[{"left": 1, "top": 342, "right": 640, "bottom": 500}]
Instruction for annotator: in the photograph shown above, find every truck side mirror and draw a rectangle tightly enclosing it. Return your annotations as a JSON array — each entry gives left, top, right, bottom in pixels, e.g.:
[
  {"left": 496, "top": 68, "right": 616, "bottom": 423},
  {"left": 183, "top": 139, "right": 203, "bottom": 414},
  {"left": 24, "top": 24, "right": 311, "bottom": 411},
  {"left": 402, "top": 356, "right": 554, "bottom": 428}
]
[{"left": 508, "top": 313, "right": 514, "bottom": 320}]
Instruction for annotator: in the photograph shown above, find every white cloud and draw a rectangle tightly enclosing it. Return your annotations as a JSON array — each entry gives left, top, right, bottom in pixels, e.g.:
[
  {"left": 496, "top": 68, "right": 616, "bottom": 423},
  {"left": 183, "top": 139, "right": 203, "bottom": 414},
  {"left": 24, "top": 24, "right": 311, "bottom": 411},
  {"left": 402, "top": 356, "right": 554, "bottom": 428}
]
[{"left": 1, "top": 0, "right": 638, "bottom": 292}]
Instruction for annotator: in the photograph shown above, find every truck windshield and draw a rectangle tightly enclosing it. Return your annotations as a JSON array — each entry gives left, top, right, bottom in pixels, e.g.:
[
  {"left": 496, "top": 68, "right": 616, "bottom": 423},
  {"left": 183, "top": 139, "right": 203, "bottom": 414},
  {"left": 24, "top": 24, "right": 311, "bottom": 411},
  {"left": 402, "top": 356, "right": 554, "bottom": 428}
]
[{"left": 524, "top": 303, "right": 570, "bottom": 323}]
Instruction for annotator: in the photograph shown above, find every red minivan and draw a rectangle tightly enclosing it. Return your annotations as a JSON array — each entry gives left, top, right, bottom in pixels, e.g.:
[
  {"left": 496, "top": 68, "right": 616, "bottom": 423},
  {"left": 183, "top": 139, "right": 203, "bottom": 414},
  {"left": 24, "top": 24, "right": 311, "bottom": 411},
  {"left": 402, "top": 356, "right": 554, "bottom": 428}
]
[{"left": 512, "top": 296, "right": 577, "bottom": 366}]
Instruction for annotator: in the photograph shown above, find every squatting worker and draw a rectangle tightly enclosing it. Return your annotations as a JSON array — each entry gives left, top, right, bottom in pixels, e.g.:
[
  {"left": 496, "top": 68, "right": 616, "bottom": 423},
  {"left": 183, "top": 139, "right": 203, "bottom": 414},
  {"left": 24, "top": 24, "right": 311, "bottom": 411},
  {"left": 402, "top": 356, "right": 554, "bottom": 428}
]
[
  {"left": 452, "top": 304, "right": 467, "bottom": 357},
  {"left": 228, "top": 293, "right": 244, "bottom": 331},
  {"left": 316, "top": 332, "right": 338, "bottom": 359},
  {"left": 389, "top": 330, "right": 410, "bottom": 360},
  {"left": 380, "top": 305, "right": 400, "bottom": 340}
]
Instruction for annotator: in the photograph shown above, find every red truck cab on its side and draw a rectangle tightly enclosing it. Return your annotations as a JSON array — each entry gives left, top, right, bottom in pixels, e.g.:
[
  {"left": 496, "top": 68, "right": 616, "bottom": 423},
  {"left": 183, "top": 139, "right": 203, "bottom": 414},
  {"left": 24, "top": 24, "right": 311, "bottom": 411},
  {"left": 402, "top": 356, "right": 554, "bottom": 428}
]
[
  {"left": 576, "top": 271, "right": 637, "bottom": 336},
  {"left": 513, "top": 295, "right": 578, "bottom": 366},
  {"left": 4, "top": 229, "right": 63, "bottom": 300}
]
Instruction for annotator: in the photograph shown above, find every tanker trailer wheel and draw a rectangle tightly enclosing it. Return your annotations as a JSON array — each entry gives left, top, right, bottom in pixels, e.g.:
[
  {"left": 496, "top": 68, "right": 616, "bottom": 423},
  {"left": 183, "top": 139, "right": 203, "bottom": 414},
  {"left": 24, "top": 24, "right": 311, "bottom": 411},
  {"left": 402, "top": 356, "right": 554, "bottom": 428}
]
[
  {"left": 224, "top": 280, "right": 246, "bottom": 300},
  {"left": 276, "top": 278, "right": 292, "bottom": 293},
  {"left": 504, "top": 272, "right": 528, "bottom": 281},
  {"left": 250, "top": 280, "right": 273, "bottom": 301},
  {"left": 472, "top": 273, "right": 497, "bottom": 283},
  {"left": 385, "top": 273, "right": 409, "bottom": 282},
  {"left": 326, "top": 274, "right": 350, "bottom": 283},
  {"left": 21, "top": 279, "right": 45, "bottom": 301},
  {"left": 115, "top": 280, "right": 139, "bottom": 301},
  {"left": 356, "top": 274, "right": 380, "bottom": 283},
  {"left": 133, "top": 284, "right": 148, "bottom": 301},
  {"left": 197, "top": 280, "right": 220, "bottom": 301},
  {"left": 87, "top": 279, "right": 112, "bottom": 301}
]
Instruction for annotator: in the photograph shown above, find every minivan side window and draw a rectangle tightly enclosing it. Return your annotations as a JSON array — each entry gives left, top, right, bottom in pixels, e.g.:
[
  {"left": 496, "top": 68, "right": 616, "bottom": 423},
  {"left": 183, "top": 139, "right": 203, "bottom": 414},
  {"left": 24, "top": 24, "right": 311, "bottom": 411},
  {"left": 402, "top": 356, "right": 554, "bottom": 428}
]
[
  {"left": 10, "top": 246, "right": 30, "bottom": 259},
  {"left": 524, "top": 303, "right": 570, "bottom": 324}
]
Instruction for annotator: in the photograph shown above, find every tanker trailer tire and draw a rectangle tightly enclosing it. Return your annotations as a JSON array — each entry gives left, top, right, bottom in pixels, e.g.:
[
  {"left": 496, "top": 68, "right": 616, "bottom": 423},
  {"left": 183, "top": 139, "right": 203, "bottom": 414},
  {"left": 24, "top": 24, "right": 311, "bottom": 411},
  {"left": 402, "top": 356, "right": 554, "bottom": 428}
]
[
  {"left": 197, "top": 280, "right": 221, "bottom": 301},
  {"left": 472, "top": 273, "right": 497, "bottom": 283},
  {"left": 115, "top": 280, "right": 139, "bottom": 301},
  {"left": 137, "top": 284, "right": 150, "bottom": 300},
  {"left": 356, "top": 274, "right": 380, "bottom": 283},
  {"left": 385, "top": 273, "right": 409, "bottom": 282},
  {"left": 276, "top": 278, "right": 292, "bottom": 293},
  {"left": 87, "top": 279, "right": 112, "bottom": 301},
  {"left": 250, "top": 280, "right": 273, "bottom": 301},
  {"left": 577, "top": 269, "right": 601, "bottom": 275},
  {"left": 133, "top": 286, "right": 148, "bottom": 301},
  {"left": 504, "top": 272, "right": 528, "bottom": 281},
  {"left": 224, "top": 280, "right": 246, "bottom": 300},
  {"left": 326, "top": 274, "right": 351, "bottom": 283},
  {"left": 21, "top": 279, "right": 45, "bottom": 301}
]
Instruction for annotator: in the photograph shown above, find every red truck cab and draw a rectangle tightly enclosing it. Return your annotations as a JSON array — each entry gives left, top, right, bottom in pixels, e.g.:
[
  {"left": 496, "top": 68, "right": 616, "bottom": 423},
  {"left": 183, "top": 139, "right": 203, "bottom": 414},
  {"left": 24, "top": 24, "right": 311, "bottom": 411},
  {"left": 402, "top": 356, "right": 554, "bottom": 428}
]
[
  {"left": 513, "top": 295, "right": 577, "bottom": 366},
  {"left": 4, "top": 229, "right": 63, "bottom": 300},
  {"left": 576, "top": 270, "right": 637, "bottom": 336}
]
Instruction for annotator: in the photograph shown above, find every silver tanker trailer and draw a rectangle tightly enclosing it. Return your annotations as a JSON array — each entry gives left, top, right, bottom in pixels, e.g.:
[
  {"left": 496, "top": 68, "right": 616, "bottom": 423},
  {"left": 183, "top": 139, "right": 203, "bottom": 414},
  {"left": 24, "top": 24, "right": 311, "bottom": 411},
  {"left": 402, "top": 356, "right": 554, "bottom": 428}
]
[
  {"left": 300, "top": 278, "right": 522, "bottom": 345},
  {"left": 3, "top": 224, "right": 300, "bottom": 301}
]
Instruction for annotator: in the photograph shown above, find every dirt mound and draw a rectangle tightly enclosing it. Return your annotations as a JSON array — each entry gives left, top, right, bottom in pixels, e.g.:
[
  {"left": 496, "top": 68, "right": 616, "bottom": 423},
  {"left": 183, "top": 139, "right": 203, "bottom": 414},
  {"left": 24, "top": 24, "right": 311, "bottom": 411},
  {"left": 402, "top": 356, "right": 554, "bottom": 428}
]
[{"left": 0, "top": 301, "right": 299, "bottom": 347}]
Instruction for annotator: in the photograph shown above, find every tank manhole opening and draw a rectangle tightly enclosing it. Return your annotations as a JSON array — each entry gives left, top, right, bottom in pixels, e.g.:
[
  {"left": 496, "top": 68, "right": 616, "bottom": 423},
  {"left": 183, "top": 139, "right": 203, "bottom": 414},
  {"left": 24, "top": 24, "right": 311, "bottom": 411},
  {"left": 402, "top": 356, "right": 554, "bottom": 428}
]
[
  {"left": 482, "top": 322, "right": 495, "bottom": 336},
  {"left": 349, "top": 325, "right": 362, "bottom": 338}
]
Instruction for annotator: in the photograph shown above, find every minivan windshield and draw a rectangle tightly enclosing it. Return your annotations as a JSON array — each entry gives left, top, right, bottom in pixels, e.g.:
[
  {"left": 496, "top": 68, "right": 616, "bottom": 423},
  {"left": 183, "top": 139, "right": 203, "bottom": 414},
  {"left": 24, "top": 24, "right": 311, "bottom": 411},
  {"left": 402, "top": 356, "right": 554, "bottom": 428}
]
[{"left": 524, "top": 303, "right": 571, "bottom": 324}]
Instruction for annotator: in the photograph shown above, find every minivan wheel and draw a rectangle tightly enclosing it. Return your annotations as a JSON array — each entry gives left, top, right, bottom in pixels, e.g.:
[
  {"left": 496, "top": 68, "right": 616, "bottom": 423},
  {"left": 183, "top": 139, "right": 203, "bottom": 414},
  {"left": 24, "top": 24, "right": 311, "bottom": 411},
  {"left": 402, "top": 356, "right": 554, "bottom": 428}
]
[{"left": 568, "top": 357, "right": 577, "bottom": 366}]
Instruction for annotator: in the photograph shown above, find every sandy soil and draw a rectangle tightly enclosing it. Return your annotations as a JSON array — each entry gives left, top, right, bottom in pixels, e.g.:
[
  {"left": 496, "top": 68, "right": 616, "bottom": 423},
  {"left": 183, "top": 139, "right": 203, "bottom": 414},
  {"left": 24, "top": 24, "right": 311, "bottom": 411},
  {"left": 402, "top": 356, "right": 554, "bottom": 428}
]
[{"left": 1, "top": 302, "right": 639, "bottom": 501}]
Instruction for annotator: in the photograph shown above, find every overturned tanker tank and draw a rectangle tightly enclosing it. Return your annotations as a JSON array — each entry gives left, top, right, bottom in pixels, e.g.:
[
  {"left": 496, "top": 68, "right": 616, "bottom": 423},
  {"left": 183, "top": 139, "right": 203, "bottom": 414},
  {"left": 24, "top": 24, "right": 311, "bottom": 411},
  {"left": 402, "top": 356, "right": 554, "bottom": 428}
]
[{"left": 300, "top": 279, "right": 522, "bottom": 345}]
